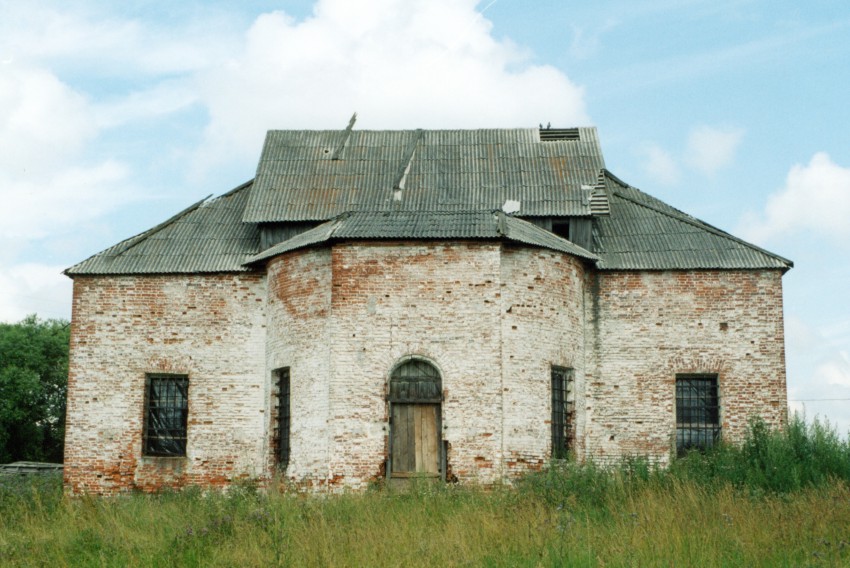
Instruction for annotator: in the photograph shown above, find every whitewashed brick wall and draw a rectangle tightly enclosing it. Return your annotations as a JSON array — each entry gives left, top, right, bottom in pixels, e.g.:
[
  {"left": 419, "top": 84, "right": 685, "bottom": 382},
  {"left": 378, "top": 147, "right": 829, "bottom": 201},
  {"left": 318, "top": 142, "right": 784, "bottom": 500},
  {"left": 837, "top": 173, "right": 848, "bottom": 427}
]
[
  {"left": 584, "top": 270, "right": 787, "bottom": 464},
  {"left": 64, "top": 247, "right": 787, "bottom": 493},
  {"left": 64, "top": 274, "right": 267, "bottom": 493}
]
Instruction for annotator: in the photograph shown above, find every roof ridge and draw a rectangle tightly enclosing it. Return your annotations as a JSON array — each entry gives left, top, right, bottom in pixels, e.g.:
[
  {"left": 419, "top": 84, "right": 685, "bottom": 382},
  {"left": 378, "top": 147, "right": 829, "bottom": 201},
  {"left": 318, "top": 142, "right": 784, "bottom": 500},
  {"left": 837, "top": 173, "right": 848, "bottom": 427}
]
[
  {"left": 110, "top": 194, "right": 212, "bottom": 256},
  {"left": 610, "top": 188, "right": 793, "bottom": 268},
  {"left": 262, "top": 126, "right": 596, "bottom": 134},
  {"left": 111, "top": 180, "right": 255, "bottom": 257},
  {"left": 67, "top": 180, "right": 257, "bottom": 275},
  {"left": 210, "top": 178, "right": 254, "bottom": 201}
]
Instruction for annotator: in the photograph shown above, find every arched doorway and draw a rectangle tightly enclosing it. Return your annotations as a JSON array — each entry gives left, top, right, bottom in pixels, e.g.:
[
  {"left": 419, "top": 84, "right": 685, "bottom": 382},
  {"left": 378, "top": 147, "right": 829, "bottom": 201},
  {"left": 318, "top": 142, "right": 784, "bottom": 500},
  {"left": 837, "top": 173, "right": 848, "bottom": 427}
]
[{"left": 388, "top": 359, "right": 443, "bottom": 480}]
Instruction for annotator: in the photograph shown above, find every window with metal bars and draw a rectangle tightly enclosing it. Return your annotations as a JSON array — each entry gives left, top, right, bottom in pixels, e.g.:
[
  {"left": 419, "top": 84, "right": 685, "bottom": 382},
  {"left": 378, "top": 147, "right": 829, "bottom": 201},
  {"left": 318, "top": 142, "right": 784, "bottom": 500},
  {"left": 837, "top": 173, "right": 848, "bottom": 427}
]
[
  {"left": 274, "top": 368, "right": 291, "bottom": 468},
  {"left": 143, "top": 374, "right": 189, "bottom": 457},
  {"left": 551, "top": 366, "right": 575, "bottom": 459},
  {"left": 675, "top": 374, "right": 720, "bottom": 456}
]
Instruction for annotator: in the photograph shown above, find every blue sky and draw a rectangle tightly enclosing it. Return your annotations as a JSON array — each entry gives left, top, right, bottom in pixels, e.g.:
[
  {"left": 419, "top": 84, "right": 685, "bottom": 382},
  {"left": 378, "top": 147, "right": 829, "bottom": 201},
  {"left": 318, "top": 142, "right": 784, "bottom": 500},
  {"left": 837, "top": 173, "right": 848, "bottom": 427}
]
[{"left": 2, "top": 0, "right": 849, "bottom": 431}]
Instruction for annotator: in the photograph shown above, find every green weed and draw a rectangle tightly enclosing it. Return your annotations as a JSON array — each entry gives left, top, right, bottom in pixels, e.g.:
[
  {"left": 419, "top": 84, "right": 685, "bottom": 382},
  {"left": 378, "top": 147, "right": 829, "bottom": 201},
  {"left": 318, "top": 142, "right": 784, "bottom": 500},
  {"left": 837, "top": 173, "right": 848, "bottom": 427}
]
[{"left": 1, "top": 416, "right": 849, "bottom": 566}]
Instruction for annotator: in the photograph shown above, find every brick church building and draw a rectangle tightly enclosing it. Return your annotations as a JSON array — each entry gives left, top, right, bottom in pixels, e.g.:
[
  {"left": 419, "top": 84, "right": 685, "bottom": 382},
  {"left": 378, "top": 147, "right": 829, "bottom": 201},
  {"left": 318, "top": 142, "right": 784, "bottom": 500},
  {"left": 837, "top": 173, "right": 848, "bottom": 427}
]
[{"left": 63, "top": 124, "right": 791, "bottom": 493}]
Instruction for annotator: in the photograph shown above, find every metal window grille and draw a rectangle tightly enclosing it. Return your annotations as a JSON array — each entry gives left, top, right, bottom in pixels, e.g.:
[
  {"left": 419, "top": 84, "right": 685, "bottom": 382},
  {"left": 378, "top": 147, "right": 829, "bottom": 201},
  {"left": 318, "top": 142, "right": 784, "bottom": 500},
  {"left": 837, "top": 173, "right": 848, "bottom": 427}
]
[
  {"left": 676, "top": 375, "right": 720, "bottom": 456},
  {"left": 143, "top": 374, "right": 189, "bottom": 457},
  {"left": 276, "top": 368, "right": 291, "bottom": 467},
  {"left": 551, "top": 367, "right": 574, "bottom": 459}
]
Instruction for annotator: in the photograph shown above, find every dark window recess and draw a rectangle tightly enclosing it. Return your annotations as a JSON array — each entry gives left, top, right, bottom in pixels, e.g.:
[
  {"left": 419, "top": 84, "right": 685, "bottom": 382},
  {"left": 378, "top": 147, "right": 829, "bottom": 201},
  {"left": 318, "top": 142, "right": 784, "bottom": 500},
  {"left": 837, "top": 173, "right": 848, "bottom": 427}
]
[
  {"left": 551, "top": 367, "right": 575, "bottom": 459},
  {"left": 273, "top": 368, "right": 291, "bottom": 467},
  {"left": 259, "top": 222, "right": 320, "bottom": 250},
  {"left": 143, "top": 374, "right": 189, "bottom": 457},
  {"left": 551, "top": 220, "right": 570, "bottom": 240},
  {"left": 676, "top": 375, "right": 721, "bottom": 456}
]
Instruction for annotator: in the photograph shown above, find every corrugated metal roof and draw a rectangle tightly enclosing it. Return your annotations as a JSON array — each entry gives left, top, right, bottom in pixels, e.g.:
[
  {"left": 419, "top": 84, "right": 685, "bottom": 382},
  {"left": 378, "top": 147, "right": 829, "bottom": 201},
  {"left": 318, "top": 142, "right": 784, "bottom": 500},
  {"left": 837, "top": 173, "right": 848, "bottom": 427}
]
[
  {"left": 593, "top": 172, "right": 793, "bottom": 271},
  {"left": 64, "top": 128, "right": 792, "bottom": 277},
  {"left": 65, "top": 181, "right": 260, "bottom": 275},
  {"left": 243, "top": 127, "right": 605, "bottom": 222},
  {"left": 244, "top": 211, "right": 598, "bottom": 265}
]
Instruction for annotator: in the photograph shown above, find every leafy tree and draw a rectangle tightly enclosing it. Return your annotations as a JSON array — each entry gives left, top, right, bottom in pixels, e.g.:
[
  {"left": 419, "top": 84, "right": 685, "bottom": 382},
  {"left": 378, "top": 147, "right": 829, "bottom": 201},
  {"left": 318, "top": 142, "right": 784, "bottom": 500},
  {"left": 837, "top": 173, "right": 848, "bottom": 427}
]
[{"left": 0, "top": 315, "right": 70, "bottom": 463}]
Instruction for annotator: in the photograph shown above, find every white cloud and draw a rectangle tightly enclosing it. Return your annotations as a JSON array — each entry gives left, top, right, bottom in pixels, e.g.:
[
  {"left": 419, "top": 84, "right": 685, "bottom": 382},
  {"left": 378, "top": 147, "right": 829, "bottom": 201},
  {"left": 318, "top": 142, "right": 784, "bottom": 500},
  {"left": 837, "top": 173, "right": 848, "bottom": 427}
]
[
  {"left": 741, "top": 152, "right": 850, "bottom": 243},
  {"left": 0, "top": 61, "right": 135, "bottom": 240},
  {"left": 191, "top": 0, "right": 589, "bottom": 180},
  {"left": 0, "top": 2, "right": 241, "bottom": 78},
  {"left": 0, "top": 263, "right": 72, "bottom": 322},
  {"left": 819, "top": 354, "right": 850, "bottom": 388},
  {"left": 0, "top": 162, "right": 132, "bottom": 240},
  {"left": 636, "top": 124, "right": 743, "bottom": 186},
  {"left": 0, "top": 63, "right": 96, "bottom": 173},
  {"left": 639, "top": 143, "right": 680, "bottom": 185},
  {"left": 784, "top": 314, "right": 850, "bottom": 434},
  {"left": 684, "top": 124, "right": 744, "bottom": 175},
  {"left": 569, "top": 20, "right": 619, "bottom": 60},
  {"left": 93, "top": 81, "right": 199, "bottom": 129},
  {"left": 0, "top": 57, "right": 137, "bottom": 323}
]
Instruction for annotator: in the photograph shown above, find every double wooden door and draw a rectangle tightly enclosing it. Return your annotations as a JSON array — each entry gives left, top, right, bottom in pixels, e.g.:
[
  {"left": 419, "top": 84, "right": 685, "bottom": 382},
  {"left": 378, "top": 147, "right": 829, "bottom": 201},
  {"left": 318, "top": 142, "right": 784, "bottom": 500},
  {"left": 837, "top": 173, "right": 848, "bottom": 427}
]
[{"left": 390, "top": 403, "right": 440, "bottom": 477}]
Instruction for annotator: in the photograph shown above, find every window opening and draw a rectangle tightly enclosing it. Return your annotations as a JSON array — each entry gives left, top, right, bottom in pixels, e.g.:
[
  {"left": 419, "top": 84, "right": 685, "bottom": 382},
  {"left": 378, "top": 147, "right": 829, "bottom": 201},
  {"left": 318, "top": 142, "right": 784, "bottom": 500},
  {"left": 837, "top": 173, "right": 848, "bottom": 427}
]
[
  {"left": 676, "top": 374, "right": 720, "bottom": 455},
  {"left": 274, "top": 368, "right": 291, "bottom": 467},
  {"left": 551, "top": 220, "right": 570, "bottom": 240},
  {"left": 143, "top": 374, "right": 189, "bottom": 457},
  {"left": 551, "top": 367, "right": 574, "bottom": 459}
]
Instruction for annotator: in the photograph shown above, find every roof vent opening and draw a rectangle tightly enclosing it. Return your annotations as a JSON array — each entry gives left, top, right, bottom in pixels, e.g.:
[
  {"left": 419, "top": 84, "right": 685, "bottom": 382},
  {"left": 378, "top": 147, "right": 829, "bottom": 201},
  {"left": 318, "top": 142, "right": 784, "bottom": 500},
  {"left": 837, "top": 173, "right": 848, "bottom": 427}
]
[{"left": 539, "top": 127, "right": 580, "bottom": 142}]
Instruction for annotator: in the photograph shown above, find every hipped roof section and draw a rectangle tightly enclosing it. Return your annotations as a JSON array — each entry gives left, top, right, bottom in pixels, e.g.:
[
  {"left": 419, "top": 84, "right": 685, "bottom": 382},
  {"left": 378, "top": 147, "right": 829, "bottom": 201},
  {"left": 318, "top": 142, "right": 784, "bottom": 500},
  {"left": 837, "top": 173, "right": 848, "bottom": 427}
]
[
  {"left": 593, "top": 171, "right": 792, "bottom": 271},
  {"left": 244, "top": 211, "right": 599, "bottom": 266},
  {"left": 65, "top": 181, "right": 261, "bottom": 275},
  {"left": 243, "top": 127, "right": 605, "bottom": 222}
]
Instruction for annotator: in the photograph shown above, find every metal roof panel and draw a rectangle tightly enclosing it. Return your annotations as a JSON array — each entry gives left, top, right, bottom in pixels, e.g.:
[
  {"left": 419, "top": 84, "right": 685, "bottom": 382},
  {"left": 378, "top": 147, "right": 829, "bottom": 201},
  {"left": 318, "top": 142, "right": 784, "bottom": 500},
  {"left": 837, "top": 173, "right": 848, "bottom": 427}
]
[
  {"left": 243, "top": 127, "right": 605, "bottom": 222},
  {"left": 66, "top": 181, "right": 260, "bottom": 275},
  {"left": 244, "top": 211, "right": 598, "bottom": 265}
]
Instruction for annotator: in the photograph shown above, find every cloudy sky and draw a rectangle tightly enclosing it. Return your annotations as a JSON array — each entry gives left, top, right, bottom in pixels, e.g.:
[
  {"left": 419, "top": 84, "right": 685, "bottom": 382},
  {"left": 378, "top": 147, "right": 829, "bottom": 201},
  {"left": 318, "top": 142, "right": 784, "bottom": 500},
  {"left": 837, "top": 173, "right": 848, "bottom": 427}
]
[{"left": 2, "top": 0, "right": 849, "bottom": 431}]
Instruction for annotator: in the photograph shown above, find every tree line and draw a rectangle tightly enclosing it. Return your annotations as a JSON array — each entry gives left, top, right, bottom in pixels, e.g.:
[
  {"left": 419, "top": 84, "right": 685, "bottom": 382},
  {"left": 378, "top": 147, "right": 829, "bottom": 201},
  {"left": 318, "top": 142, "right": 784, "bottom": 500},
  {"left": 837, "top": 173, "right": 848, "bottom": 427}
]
[{"left": 0, "top": 315, "right": 69, "bottom": 464}]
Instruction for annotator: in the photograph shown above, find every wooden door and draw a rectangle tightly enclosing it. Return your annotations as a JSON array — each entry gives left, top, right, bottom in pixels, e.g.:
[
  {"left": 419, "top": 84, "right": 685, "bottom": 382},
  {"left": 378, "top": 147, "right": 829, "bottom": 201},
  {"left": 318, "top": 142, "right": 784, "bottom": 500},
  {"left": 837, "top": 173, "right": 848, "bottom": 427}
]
[{"left": 391, "top": 403, "right": 440, "bottom": 477}]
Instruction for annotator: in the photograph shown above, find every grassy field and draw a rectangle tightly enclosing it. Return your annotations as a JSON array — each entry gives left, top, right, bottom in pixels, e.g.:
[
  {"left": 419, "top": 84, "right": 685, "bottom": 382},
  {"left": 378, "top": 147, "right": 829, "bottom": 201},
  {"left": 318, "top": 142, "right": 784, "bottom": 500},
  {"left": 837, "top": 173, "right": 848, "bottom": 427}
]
[{"left": 2, "top": 416, "right": 849, "bottom": 567}]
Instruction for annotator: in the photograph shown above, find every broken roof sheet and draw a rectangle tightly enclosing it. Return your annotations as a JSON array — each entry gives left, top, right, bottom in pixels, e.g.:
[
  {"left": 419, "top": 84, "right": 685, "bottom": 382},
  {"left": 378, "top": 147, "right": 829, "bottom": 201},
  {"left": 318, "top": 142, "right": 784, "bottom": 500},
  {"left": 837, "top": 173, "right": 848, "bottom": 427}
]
[
  {"left": 592, "top": 172, "right": 792, "bottom": 271},
  {"left": 65, "top": 182, "right": 261, "bottom": 275},
  {"left": 243, "top": 127, "right": 605, "bottom": 223},
  {"left": 244, "top": 210, "right": 599, "bottom": 265}
]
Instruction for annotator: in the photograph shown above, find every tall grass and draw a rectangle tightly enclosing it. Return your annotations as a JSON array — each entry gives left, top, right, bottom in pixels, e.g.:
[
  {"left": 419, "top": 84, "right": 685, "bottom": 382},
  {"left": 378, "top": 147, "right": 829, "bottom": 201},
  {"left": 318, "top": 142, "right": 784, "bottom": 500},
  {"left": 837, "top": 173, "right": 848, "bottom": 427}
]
[{"left": 2, "top": 415, "right": 849, "bottom": 567}]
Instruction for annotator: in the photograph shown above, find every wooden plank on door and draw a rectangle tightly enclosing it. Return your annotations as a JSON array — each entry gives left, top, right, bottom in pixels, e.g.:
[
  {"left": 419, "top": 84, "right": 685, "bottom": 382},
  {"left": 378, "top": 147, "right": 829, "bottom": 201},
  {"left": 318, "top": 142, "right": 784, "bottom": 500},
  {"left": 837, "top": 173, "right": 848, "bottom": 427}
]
[
  {"left": 392, "top": 404, "right": 414, "bottom": 474},
  {"left": 414, "top": 405, "right": 439, "bottom": 474}
]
